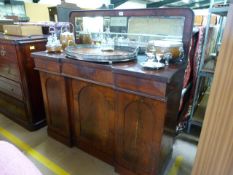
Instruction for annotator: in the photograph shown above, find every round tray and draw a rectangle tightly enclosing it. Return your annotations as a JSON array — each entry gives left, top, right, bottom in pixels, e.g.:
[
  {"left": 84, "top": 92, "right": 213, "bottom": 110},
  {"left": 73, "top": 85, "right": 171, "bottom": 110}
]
[{"left": 65, "top": 45, "right": 138, "bottom": 63}]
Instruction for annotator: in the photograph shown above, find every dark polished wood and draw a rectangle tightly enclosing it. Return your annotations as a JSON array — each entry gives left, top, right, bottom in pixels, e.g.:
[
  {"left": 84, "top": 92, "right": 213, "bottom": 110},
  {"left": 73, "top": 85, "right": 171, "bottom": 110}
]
[
  {"left": 115, "top": 91, "right": 166, "bottom": 175},
  {"left": 39, "top": 72, "right": 71, "bottom": 146},
  {"left": 0, "top": 34, "right": 46, "bottom": 130},
  {"left": 71, "top": 80, "right": 115, "bottom": 162},
  {"left": 33, "top": 51, "right": 186, "bottom": 174}
]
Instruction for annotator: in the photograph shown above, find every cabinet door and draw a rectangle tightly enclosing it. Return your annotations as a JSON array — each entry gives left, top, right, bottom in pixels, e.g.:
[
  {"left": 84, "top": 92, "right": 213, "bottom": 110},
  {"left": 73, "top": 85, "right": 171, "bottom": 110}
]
[
  {"left": 115, "top": 91, "right": 166, "bottom": 174},
  {"left": 71, "top": 80, "right": 115, "bottom": 159},
  {"left": 40, "top": 72, "right": 71, "bottom": 145}
]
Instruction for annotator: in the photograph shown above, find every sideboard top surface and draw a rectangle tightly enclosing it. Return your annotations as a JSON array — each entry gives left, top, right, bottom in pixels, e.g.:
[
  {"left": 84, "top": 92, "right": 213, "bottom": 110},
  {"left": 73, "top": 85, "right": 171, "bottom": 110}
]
[{"left": 32, "top": 51, "right": 185, "bottom": 83}]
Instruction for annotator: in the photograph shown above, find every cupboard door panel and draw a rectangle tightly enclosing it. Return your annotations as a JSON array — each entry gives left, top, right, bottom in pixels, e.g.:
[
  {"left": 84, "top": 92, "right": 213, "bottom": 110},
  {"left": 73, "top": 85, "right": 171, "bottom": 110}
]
[
  {"left": 40, "top": 72, "right": 70, "bottom": 144},
  {"left": 72, "top": 80, "right": 115, "bottom": 157},
  {"left": 79, "top": 86, "right": 109, "bottom": 143},
  {"left": 116, "top": 91, "right": 166, "bottom": 174},
  {"left": 123, "top": 101, "right": 154, "bottom": 169}
]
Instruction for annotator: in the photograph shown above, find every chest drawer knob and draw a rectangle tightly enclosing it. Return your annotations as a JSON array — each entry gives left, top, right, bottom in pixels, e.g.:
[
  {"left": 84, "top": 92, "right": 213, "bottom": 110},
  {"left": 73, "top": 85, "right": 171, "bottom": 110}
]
[{"left": 30, "top": 45, "right": 35, "bottom": 50}]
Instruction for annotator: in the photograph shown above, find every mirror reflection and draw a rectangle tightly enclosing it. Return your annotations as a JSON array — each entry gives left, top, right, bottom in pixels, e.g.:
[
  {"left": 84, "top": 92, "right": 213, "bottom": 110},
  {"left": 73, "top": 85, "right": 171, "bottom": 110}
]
[
  {"left": 75, "top": 16, "right": 185, "bottom": 46},
  {"left": 71, "top": 14, "right": 186, "bottom": 65}
]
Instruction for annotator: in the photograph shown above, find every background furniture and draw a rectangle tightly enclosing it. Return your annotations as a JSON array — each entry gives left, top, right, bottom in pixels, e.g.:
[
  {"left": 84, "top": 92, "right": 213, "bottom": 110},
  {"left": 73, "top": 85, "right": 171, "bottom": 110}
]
[
  {"left": 188, "top": 0, "right": 229, "bottom": 133},
  {"left": 48, "top": 2, "right": 80, "bottom": 22},
  {"left": 0, "top": 0, "right": 29, "bottom": 22},
  {"left": 0, "top": 34, "right": 46, "bottom": 130},
  {"left": 192, "top": 2, "right": 233, "bottom": 174}
]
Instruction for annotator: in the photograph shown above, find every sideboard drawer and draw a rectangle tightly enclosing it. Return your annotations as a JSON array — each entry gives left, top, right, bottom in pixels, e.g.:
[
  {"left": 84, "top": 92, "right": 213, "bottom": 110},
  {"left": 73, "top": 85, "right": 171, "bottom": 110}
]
[
  {"left": 0, "top": 43, "right": 18, "bottom": 62},
  {"left": 0, "top": 76, "right": 23, "bottom": 101},
  {"left": 0, "top": 58, "right": 20, "bottom": 81},
  {"left": 62, "top": 63, "right": 113, "bottom": 86},
  {"left": 34, "top": 58, "right": 61, "bottom": 73},
  {"left": 115, "top": 74, "right": 166, "bottom": 98}
]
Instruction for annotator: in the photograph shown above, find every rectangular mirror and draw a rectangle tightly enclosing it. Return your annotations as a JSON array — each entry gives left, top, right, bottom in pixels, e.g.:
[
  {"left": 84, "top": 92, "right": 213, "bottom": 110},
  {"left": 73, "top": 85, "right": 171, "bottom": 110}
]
[
  {"left": 74, "top": 16, "right": 185, "bottom": 45},
  {"left": 70, "top": 8, "right": 194, "bottom": 61},
  {"left": 75, "top": 16, "right": 184, "bottom": 37}
]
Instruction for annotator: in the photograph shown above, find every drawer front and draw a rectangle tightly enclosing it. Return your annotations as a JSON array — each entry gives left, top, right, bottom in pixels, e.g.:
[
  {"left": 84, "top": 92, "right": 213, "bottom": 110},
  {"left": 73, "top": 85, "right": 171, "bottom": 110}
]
[
  {"left": 34, "top": 58, "right": 61, "bottom": 73},
  {"left": 115, "top": 74, "right": 166, "bottom": 98},
  {"left": 23, "top": 42, "right": 46, "bottom": 62},
  {"left": 62, "top": 63, "right": 113, "bottom": 86},
  {"left": 0, "top": 58, "right": 20, "bottom": 81},
  {"left": 0, "top": 43, "right": 18, "bottom": 62},
  {"left": 0, "top": 91, "right": 27, "bottom": 122},
  {"left": 0, "top": 76, "right": 23, "bottom": 101}
]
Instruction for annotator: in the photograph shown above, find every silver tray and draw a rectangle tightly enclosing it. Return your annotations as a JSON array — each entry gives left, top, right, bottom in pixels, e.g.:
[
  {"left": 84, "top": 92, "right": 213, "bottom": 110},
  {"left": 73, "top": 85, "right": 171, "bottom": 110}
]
[{"left": 65, "top": 45, "right": 138, "bottom": 63}]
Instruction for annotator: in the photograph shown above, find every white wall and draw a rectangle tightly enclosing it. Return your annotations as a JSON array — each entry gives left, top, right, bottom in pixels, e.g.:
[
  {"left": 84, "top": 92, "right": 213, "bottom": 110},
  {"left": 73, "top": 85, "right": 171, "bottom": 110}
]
[
  {"left": 21, "top": 0, "right": 145, "bottom": 9},
  {"left": 115, "top": 1, "right": 146, "bottom": 9},
  {"left": 193, "top": 9, "right": 209, "bottom": 16},
  {"left": 24, "top": 2, "right": 50, "bottom": 21},
  {"left": 16, "top": 0, "right": 32, "bottom": 2},
  {"left": 38, "top": 0, "right": 110, "bottom": 9}
]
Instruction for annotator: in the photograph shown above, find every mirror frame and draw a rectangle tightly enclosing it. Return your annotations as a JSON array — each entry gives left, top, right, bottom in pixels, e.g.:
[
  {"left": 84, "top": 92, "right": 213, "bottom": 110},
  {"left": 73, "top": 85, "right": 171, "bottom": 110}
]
[{"left": 69, "top": 8, "right": 194, "bottom": 62}]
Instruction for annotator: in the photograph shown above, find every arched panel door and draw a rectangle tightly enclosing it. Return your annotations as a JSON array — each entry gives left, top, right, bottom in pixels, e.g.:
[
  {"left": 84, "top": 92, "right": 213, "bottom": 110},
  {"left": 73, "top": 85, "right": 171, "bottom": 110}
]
[
  {"left": 71, "top": 80, "right": 115, "bottom": 160},
  {"left": 115, "top": 91, "right": 166, "bottom": 174},
  {"left": 40, "top": 72, "right": 71, "bottom": 145}
]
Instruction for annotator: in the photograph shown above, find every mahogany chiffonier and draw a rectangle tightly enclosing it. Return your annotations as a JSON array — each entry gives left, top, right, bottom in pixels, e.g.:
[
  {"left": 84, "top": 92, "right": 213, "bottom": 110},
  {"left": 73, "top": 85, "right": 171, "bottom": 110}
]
[{"left": 32, "top": 8, "right": 194, "bottom": 175}]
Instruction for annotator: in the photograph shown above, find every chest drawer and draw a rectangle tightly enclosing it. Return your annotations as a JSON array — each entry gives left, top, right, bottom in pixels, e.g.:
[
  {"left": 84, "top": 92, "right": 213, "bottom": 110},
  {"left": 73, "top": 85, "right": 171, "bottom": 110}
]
[
  {"left": 0, "top": 76, "right": 23, "bottom": 101},
  {"left": 0, "top": 57, "right": 20, "bottom": 81},
  {"left": 0, "top": 43, "right": 18, "bottom": 62}
]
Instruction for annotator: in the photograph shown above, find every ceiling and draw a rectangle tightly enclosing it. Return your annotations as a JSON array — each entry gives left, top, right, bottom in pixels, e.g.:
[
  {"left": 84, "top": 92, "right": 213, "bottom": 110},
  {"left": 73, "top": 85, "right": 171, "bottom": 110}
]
[{"left": 111, "top": 0, "right": 212, "bottom": 9}]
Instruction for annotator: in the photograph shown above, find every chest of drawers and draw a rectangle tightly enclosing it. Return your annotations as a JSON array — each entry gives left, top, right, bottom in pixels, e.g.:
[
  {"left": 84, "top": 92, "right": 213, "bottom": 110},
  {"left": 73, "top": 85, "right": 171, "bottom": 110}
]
[{"left": 0, "top": 34, "right": 46, "bottom": 130}]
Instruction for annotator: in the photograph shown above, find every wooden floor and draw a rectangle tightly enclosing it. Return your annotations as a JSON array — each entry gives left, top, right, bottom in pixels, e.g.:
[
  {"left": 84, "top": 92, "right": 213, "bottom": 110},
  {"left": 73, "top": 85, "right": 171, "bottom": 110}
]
[{"left": 0, "top": 113, "right": 197, "bottom": 175}]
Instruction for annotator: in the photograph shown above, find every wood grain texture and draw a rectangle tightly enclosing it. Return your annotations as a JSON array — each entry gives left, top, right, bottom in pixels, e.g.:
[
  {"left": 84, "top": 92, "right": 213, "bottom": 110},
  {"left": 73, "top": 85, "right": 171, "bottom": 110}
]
[
  {"left": 0, "top": 43, "right": 20, "bottom": 82},
  {"left": 40, "top": 72, "right": 71, "bottom": 146},
  {"left": 115, "top": 92, "right": 166, "bottom": 175},
  {"left": 192, "top": 4, "right": 233, "bottom": 175},
  {"left": 71, "top": 80, "right": 115, "bottom": 163},
  {"left": 0, "top": 76, "right": 23, "bottom": 100}
]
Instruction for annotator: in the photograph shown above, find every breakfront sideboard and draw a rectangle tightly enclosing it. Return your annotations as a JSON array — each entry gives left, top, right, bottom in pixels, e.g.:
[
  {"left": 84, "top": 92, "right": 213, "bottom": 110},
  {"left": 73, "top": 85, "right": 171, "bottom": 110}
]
[{"left": 32, "top": 8, "right": 194, "bottom": 175}]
